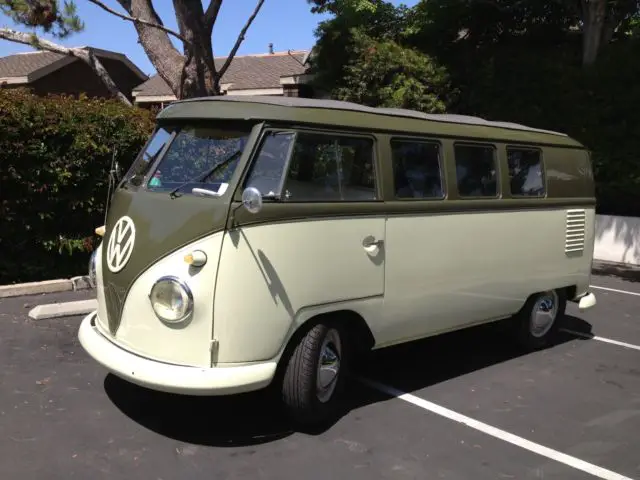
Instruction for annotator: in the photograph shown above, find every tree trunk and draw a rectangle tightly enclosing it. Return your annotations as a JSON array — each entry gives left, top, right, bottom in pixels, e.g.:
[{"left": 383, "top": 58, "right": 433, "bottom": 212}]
[
  {"left": 581, "top": 0, "right": 607, "bottom": 66},
  {"left": 172, "top": 0, "right": 218, "bottom": 97},
  {"left": 117, "top": 0, "right": 184, "bottom": 95}
]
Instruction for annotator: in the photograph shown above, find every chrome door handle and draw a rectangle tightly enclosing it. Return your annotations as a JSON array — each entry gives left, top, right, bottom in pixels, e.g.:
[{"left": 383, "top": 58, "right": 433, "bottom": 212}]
[{"left": 362, "top": 237, "right": 384, "bottom": 248}]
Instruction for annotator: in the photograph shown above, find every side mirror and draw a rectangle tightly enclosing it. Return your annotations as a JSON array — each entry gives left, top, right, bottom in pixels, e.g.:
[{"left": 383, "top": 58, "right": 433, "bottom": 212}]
[{"left": 241, "top": 186, "right": 263, "bottom": 214}]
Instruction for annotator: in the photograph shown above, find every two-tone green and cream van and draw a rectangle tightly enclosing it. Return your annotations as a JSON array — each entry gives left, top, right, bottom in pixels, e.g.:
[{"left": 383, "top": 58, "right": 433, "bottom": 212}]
[{"left": 79, "top": 96, "right": 597, "bottom": 425}]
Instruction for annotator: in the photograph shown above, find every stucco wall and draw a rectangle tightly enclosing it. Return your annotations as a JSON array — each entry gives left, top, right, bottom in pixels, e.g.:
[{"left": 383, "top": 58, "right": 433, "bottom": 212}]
[{"left": 594, "top": 214, "right": 640, "bottom": 266}]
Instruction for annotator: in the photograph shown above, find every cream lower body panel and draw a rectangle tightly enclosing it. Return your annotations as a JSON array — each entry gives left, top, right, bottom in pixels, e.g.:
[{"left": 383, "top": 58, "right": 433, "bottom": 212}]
[
  {"left": 79, "top": 311, "right": 277, "bottom": 395},
  {"left": 99, "top": 231, "right": 225, "bottom": 368},
  {"left": 213, "top": 217, "right": 387, "bottom": 363},
  {"left": 379, "top": 207, "right": 596, "bottom": 345}
]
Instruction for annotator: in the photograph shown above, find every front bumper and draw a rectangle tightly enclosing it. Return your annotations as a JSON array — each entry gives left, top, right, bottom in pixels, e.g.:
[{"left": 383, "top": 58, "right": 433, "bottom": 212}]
[{"left": 78, "top": 311, "right": 277, "bottom": 396}]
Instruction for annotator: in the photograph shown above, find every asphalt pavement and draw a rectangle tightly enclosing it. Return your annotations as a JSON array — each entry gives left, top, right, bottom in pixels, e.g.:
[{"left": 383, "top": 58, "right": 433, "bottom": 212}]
[{"left": 0, "top": 274, "right": 639, "bottom": 479}]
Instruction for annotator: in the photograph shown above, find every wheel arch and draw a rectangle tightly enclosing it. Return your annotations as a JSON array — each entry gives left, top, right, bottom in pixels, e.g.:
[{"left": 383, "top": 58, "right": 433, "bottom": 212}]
[{"left": 273, "top": 308, "right": 376, "bottom": 382}]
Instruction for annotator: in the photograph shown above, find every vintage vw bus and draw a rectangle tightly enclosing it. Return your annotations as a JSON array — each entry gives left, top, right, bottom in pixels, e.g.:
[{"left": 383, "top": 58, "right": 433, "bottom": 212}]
[{"left": 79, "top": 96, "right": 597, "bottom": 425}]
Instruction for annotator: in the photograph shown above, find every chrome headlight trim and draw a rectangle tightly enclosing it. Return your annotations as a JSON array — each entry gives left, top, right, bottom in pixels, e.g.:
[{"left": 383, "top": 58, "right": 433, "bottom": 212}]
[{"left": 149, "top": 275, "right": 194, "bottom": 325}]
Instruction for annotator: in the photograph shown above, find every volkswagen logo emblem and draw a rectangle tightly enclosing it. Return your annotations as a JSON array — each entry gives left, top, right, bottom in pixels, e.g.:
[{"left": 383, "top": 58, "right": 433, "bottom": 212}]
[{"left": 106, "top": 216, "right": 136, "bottom": 273}]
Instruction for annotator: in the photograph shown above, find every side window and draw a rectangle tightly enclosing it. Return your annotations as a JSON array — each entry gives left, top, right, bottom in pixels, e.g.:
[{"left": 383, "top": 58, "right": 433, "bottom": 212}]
[
  {"left": 507, "top": 147, "right": 545, "bottom": 197},
  {"left": 283, "top": 132, "right": 377, "bottom": 202},
  {"left": 244, "top": 131, "right": 296, "bottom": 195},
  {"left": 454, "top": 144, "right": 498, "bottom": 197},
  {"left": 391, "top": 139, "right": 444, "bottom": 199}
]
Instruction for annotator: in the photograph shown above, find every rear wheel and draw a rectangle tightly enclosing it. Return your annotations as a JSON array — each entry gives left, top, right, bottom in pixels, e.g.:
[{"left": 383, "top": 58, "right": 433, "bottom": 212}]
[
  {"left": 281, "top": 320, "right": 349, "bottom": 427},
  {"left": 513, "top": 289, "right": 566, "bottom": 350}
]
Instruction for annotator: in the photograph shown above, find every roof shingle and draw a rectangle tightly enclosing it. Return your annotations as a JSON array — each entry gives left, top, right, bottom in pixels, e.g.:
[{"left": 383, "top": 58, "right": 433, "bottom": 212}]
[
  {"left": 133, "top": 50, "right": 309, "bottom": 97},
  {"left": 0, "top": 51, "right": 68, "bottom": 79},
  {"left": 0, "top": 48, "right": 147, "bottom": 83}
]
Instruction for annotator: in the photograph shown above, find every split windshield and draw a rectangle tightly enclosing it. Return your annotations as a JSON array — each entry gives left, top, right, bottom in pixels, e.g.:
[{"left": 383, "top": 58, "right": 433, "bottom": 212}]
[{"left": 122, "top": 122, "right": 253, "bottom": 195}]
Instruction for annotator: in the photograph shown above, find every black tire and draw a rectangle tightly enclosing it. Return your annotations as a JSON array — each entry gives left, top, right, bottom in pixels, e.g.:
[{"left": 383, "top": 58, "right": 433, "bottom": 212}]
[
  {"left": 281, "top": 320, "right": 348, "bottom": 427},
  {"left": 513, "top": 289, "right": 567, "bottom": 350}
]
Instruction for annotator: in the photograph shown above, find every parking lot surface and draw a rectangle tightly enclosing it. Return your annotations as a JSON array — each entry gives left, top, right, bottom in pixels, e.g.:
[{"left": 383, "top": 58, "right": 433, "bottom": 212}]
[{"left": 1, "top": 273, "right": 639, "bottom": 479}]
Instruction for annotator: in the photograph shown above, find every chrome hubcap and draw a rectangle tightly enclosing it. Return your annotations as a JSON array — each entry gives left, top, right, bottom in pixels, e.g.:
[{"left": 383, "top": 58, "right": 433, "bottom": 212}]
[
  {"left": 530, "top": 291, "right": 559, "bottom": 338},
  {"left": 316, "top": 329, "right": 341, "bottom": 403}
]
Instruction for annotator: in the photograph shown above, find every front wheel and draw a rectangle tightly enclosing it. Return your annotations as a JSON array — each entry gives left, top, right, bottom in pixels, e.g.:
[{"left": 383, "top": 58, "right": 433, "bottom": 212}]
[
  {"left": 513, "top": 289, "right": 566, "bottom": 350},
  {"left": 281, "top": 320, "right": 349, "bottom": 427}
]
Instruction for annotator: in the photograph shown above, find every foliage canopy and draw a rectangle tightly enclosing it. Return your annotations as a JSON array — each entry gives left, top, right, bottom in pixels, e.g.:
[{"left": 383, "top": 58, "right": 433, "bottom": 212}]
[
  {"left": 308, "top": 0, "right": 640, "bottom": 217},
  {"left": 0, "top": 87, "right": 155, "bottom": 283}
]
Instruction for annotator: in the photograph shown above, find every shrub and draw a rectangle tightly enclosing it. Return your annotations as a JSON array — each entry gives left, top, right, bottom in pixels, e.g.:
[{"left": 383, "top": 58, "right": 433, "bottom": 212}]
[{"left": 0, "top": 88, "right": 155, "bottom": 284}]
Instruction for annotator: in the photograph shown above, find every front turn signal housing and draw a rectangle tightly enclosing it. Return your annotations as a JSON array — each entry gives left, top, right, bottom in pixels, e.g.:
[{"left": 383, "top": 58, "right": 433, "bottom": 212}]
[{"left": 184, "top": 250, "right": 207, "bottom": 267}]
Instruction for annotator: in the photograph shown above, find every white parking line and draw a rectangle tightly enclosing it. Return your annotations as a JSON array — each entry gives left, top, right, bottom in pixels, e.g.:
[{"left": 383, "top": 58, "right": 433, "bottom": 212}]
[
  {"left": 591, "top": 285, "right": 640, "bottom": 297},
  {"left": 561, "top": 329, "right": 640, "bottom": 352},
  {"left": 359, "top": 377, "right": 634, "bottom": 480}
]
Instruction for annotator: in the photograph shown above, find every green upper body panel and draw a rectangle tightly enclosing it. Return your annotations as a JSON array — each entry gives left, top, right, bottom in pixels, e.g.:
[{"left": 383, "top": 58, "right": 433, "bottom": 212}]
[{"left": 157, "top": 96, "right": 585, "bottom": 150}]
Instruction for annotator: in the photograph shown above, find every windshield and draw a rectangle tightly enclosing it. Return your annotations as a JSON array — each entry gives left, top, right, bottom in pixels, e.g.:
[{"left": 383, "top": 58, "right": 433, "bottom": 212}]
[
  {"left": 122, "top": 125, "right": 176, "bottom": 187},
  {"left": 122, "top": 123, "right": 253, "bottom": 195}
]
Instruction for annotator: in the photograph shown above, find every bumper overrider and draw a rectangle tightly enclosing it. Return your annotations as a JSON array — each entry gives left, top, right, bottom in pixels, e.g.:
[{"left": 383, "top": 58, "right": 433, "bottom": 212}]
[
  {"left": 78, "top": 311, "right": 277, "bottom": 396},
  {"left": 576, "top": 291, "right": 597, "bottom": 311}
]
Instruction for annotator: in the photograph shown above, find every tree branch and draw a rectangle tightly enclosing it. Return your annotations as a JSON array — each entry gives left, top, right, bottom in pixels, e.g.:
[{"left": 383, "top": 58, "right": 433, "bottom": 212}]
[
  {"left": 218, "top": 0, "right": 265, "bottom": 79},
  {"left": 204, "top": 0, "right": 223, "bottom": 34},
  {"left": 0, "top": 28, "right": 131, "bottom": 105},
  {"left": 86, "top": 0, "right": 190, "bottom": 44},
  {"left": 116, "top": 0, "right": 184, "bottom": 95}
]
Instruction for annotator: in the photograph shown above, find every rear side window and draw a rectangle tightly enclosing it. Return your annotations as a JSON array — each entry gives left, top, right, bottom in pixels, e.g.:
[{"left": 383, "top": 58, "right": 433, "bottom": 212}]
[
  {"left": 391, "top": 140, "right": 444, "bottom": 199},
  {"left": 454, "top": 144, "right": 498, "bottom": 197},
  {"left": 507, "top": 147, "right": 545, "bottom": 196}
]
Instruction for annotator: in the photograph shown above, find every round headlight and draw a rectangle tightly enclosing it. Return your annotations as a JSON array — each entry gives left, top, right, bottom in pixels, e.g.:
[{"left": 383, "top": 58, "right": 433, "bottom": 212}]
[{"left": 149, "top": 276, "right": 193, "bottom": 324}]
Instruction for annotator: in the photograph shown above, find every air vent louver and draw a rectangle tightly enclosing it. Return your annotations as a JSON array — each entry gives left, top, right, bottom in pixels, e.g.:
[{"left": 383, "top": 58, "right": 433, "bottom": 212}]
[{"left": 565, "top": 209, "right": 586, "bottom": 255}]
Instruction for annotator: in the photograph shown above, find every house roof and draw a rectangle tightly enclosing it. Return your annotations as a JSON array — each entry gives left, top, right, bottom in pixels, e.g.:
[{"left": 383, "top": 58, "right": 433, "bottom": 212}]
[
  {"left": 0, "top": 48, "right": 147, "bottom": 84},
  {"left": 132, "top": 50, "right": 310, "bottom": 98}
]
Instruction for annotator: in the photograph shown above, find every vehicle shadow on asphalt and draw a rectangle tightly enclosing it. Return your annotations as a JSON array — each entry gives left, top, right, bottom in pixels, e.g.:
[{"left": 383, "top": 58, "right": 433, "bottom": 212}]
[
  {"left": 104, "top": 314, "right": 593, "bottom": 448},
  {"left": 592, "top": 262, "right": 640, "bottom": 283}
]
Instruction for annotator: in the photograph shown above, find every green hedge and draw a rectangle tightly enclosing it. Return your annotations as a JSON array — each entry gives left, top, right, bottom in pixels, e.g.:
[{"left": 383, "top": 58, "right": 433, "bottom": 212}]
[{"left": 0, "top": 88, "right": 155, "bottom": 284}]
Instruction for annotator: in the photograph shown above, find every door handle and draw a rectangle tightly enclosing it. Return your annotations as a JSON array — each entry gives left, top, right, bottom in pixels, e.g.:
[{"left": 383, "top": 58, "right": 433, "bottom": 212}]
[
  {"left": 192, "top": 187, "right": 222, "bottom": 197},
  {"left": 362, "top": 237, "right": 384, "bottom": 253}
]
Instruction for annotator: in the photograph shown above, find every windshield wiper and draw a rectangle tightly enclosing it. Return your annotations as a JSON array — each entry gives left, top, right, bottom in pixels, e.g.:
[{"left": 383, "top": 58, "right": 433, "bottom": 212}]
[{"left": 169, "top": 150, "right": 243, "bottom": 199}]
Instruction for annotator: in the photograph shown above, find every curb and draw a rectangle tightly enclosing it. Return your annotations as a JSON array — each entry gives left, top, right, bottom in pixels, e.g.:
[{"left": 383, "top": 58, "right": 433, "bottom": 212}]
[
  {"left": 591, "top": 260, "right": 640, "bottom": 282},
  {"left": 0, "top": 276, "right": 93, "bottom": 299},
  {"left": 28, "top": 299, "right": 98, "bottom": 321}
]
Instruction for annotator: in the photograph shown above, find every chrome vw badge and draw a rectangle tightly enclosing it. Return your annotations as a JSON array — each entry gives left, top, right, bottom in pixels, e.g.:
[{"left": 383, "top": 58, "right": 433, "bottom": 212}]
[{"left": 106, "top": 216, "right": 136, "bottom": 273}]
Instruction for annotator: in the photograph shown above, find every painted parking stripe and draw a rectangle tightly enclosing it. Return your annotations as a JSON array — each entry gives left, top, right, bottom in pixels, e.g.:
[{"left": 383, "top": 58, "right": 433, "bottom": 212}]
[
  {"left": 591, "top": 285, "right": 640, "bottom": 297},
  {"left": 561, "top": 329, "right": 640, "bottom": 352},
  {"left": 359, "top": 377, "right": 634, "bottom": 480}
]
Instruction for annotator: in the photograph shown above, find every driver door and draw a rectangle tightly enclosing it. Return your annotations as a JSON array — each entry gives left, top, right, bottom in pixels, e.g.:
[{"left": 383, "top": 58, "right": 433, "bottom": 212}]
[{"left": 213, "top": 127, "right": 387, "bottom": 364}]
